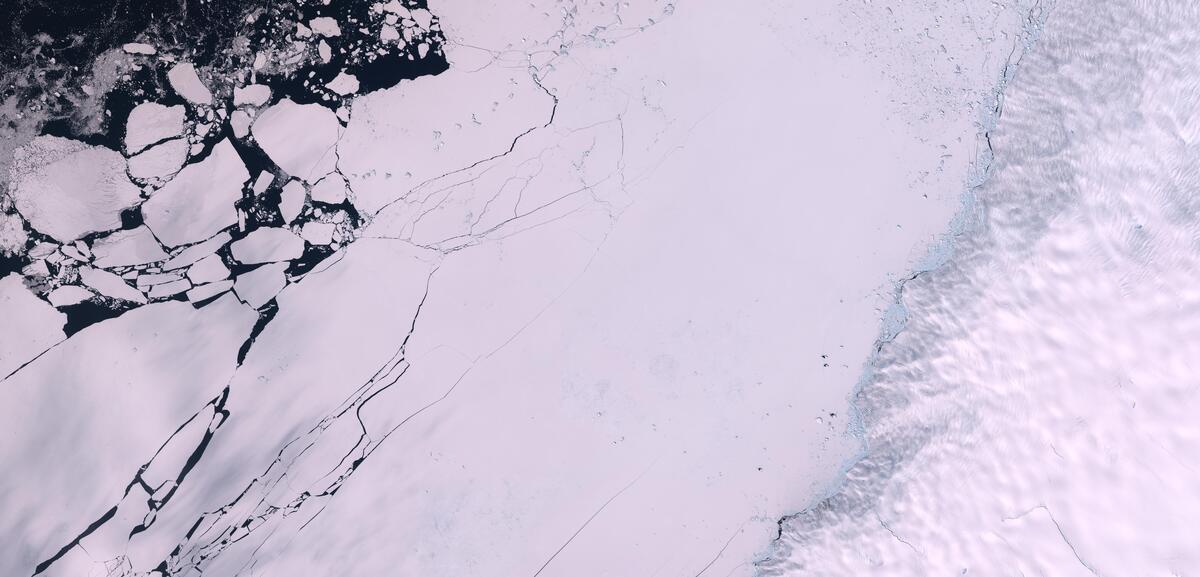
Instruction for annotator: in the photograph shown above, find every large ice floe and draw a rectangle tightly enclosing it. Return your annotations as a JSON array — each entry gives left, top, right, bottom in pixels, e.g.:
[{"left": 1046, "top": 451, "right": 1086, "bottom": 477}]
[
  {"left": 9, "top": 136, "right": 141, "bottom": 243},
  {"left": 6, "top": 0, "right": 1184, "bottom": 576}
]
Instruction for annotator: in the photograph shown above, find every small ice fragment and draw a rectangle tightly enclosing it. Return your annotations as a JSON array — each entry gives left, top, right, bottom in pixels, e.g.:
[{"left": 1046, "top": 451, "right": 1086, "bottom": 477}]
[
  {"left": 79, "top": 267, "right": 148, "bottom": 304},
  {"left": 310, "top": 175, "right": 348, "bottom": 204},
  {"left": 162, "top": 231, "right": 231, "bottom": 271},
  {"left": 187, "top": 279, "right": 234, "bottom": 303},
  {"left": 125, "top": 103, "right": 185, "bottom": 154},
  {"left": 47, "top": 285, "right": 94, "bottom": 307},
  {"left": 309, "top": 17, "right": 342, "bottom": 37},
  {"left": 234, "top": 84, "right": 272, "bottom": 107},
  {"left": 300, "top": 221, "right": 336, "bottom": 245},
  {"left": 229, "top": 227, "right": 305, "bottom": 264},
  {"left": 279, "top": 180, "right": 307, "bottom": 224},
  {"left": 148, "top": 278, "right": 192, "bottom": 299},
  {"left": 325, "top": 72, "right": 360, "bottom": 96},
  {"left": 127, "top": 139, "right": 189, "bottom": 181},
  {"left": 233, "top": 262, "right": 289, "bottom": 308},
  {"left": 168, "top": 62, "right": 214, "bottom": 106},
  {"left": 187, "top": 254, "right": 230, "bottom": 284},
  {"left": 123, "top": 43, "right": 157, "bottom": 55},
  {"left": 91, "top": 226, "right": 168, "bottom": 268}
]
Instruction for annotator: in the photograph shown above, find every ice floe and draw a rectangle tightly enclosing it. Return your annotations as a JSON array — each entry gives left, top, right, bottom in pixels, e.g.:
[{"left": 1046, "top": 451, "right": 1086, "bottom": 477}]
[
  {"left": 278, "top": 180, "right": 307, "bottom": 224},
  {"left": 90, "top": 226, "right": 168, "bottom": 268},
  {"left": 124, "top": 103, "right": 186, "bottom": 155},
  {"left": 187, "top": 279, "right": 234, "bottom": 303},
  {"left": 127, "top": 139, "right": 190, "bottom": 182},
  {"left": 9, "top": 136, "right": 141, "bottom": 243},
  {"left": 142, "top": 139, "right": 248, "bottom": 247},
  {"left": 230, "top": 227, "right": 305, "bottom": 264},
  {"left": 325, "top": 72, "right": 360, "bottom": 96},
  {"left": 162, "top": 231, "right": 232, "bottom": 271},
  {"left": 147, "top": 278, "right": 191, "bottom": 299},
  {"left": 186, "top": 254, "right": 230, "bottom": 284},
  {"left": 78, "top": 267, "right": 148, "bottom": 304},
  {"left": 122, "top": 43, "right": 157, "bottom": 55},
  {"left": 233, "top": 262, "right": 288, "bottom": 308},
  {"left": 309, "top": 174, "right": 348, "bottom": 204},
  {"left": 45, "top": 285, "right": 94, "bottom": 308},
  {"left": 309, "top": 17, "right": 342, "bottom": 37},
  {"left": 167, "top": 62, "right": 213, "bottom": 106},
  {"left": 300, "top": 221, "right": 336, "bottom": 245},
  {"left": 252, "top": 99, "right": 340, "bottom": 183},
  {"left": 233, "top": 84, "right": 272, "bottom": 107}
]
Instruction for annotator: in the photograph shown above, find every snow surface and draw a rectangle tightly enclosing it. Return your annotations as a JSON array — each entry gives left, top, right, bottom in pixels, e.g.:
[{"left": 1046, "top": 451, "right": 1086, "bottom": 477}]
[
  {"left": 765, "top": 1, "right": 1200, "bottom": 574},
  {"left": 0, "top": 297, "right": 256, "bottom": 575},
  {"left": 0, "top": 1, "right": 1113, "bottom": 576},
  {"left": 0, "top": 276, "right": 65, "bottom": 378}
]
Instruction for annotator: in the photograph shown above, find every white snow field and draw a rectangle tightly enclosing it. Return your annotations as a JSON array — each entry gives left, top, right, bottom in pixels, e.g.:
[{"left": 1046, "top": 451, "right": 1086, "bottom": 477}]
[
  {"left": 0, "top": 1, "right": 1090, "bottom": 576},
  {"left": 763, "top": 0, "right": 1200, "bottom": 575}
]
